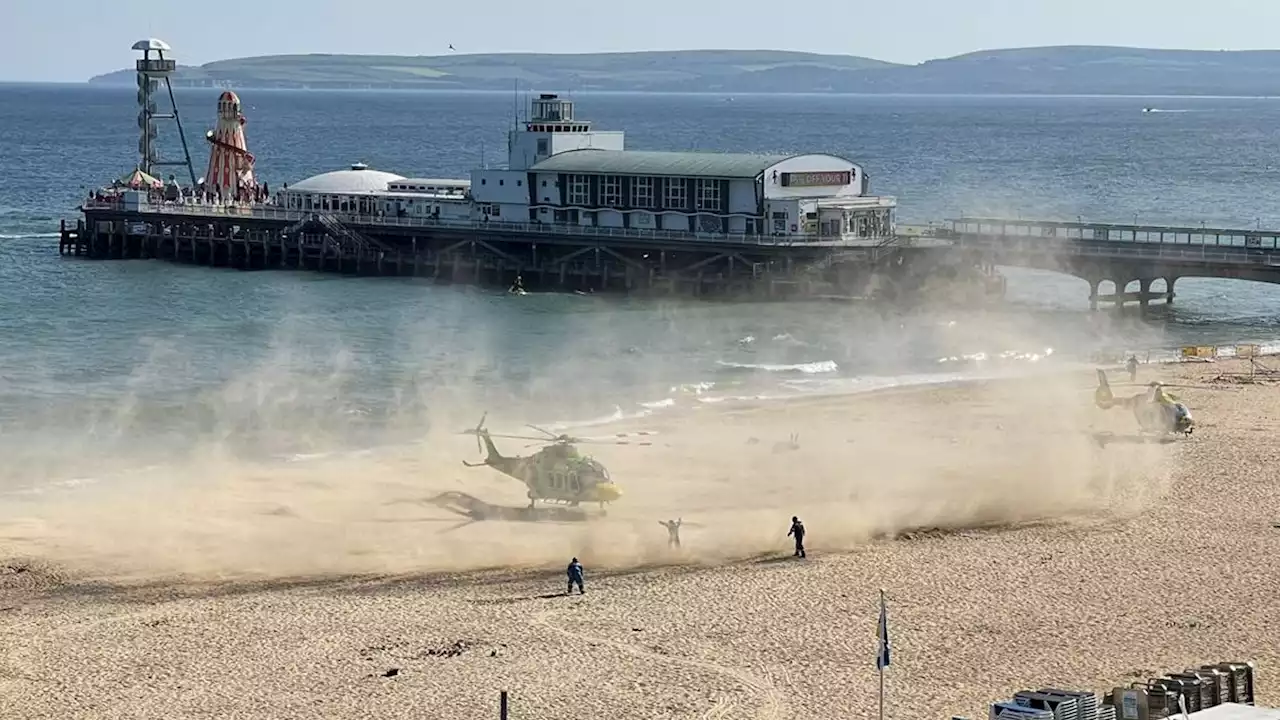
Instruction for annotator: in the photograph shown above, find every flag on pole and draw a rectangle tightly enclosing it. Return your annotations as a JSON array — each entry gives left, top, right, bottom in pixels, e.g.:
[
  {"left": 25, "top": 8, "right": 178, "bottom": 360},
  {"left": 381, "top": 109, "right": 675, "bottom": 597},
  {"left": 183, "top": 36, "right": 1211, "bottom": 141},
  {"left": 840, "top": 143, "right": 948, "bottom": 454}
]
[{"left": 876, "top": 590, "right": 891, "bottom": 669}]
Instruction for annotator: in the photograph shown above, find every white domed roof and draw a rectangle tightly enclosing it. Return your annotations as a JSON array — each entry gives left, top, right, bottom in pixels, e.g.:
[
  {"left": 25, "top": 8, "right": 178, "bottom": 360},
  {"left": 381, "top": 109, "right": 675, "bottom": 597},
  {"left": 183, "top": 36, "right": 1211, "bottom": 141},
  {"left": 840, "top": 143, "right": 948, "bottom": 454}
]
[{"left": 289, "top": 163, "right": 405, "bottom": 194}]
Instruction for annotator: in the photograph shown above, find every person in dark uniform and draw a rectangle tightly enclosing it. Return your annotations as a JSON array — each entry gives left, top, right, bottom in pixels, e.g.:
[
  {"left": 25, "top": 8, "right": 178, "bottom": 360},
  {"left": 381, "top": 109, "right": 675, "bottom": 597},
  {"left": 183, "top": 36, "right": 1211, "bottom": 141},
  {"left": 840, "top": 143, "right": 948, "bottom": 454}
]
[
  {"left": 788, "top": 516, "right": 806, "bottom": 558},
  {"left": 1126, "top": 355, "right": 1139, "bottom": 383},
  {"left": 659, "top": 519, "right": 683, "bottom": 548},
  {"left": 566, "top": 557, "right": 585, "bottom": 594}
]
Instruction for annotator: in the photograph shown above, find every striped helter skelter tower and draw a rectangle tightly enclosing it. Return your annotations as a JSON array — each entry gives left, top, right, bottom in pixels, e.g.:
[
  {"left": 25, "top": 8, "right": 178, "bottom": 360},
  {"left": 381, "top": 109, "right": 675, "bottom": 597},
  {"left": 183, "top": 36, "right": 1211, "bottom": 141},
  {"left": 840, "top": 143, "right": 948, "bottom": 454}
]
[{"left": 204, "top": 91, "right": 256, "bottom": 196}]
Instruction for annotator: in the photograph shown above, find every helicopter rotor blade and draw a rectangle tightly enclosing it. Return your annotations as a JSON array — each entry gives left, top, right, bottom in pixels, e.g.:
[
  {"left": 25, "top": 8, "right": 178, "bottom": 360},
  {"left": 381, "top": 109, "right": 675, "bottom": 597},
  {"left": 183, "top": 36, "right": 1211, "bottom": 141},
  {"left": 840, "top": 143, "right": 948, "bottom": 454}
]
[
  {"left": 526, "top": 424, "right": 559, "bottom": 439},
  {"left": 459, "top": 430, "right": 555, "bottom": 443},
  {"left": 573, "top": 431, "right": 659, "bottom": 441},
  {"left": 490, "top": 432, "right": 565, "bottom": 442}
]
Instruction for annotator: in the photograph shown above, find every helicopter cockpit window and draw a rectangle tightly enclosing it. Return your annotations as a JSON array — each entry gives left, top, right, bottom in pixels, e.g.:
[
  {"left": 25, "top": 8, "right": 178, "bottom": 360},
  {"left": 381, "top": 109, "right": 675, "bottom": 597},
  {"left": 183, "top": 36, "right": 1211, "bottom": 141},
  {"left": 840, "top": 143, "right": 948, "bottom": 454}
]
[{"left": 582, "top": 459, "right": 609, "bottom": 481}]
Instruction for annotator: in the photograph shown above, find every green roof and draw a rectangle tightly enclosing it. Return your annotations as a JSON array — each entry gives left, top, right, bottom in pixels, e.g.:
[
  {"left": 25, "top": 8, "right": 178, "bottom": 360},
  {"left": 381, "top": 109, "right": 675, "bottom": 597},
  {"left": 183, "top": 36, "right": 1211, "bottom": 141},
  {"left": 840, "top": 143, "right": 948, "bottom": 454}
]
[{"left": 529, "top": 149, "right": 798, "bottom": 179}]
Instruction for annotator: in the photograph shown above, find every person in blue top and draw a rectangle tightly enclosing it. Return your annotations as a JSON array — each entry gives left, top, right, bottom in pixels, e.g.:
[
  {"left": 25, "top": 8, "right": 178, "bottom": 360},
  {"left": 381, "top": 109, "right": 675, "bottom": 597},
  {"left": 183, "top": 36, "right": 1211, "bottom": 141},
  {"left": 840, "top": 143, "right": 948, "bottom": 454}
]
[{"left": 566, "top": 557, "right": 585, "bottom": 595}]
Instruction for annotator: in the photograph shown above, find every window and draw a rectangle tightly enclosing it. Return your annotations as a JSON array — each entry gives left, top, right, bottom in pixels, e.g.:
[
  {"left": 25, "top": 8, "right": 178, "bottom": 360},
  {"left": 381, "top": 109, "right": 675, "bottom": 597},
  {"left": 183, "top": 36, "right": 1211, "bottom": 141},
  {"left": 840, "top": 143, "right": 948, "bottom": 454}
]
[
  {"left": 665, "top": 178, "right": 687, "bottom": 209},
  {"left": 567, "top": 174, "right": 590, "bottom": 206},
  {"left": 537, "top": 139, "right": 549, "bottom": 155},
  {"left": 601, "top": 175, "right": 622, "bottom": 206},
  {"left": 696, "top": 179, "right": 720, "bottom": 211},
  {"left": 631, "top": 177, "right": 653, "bottom": 208}
]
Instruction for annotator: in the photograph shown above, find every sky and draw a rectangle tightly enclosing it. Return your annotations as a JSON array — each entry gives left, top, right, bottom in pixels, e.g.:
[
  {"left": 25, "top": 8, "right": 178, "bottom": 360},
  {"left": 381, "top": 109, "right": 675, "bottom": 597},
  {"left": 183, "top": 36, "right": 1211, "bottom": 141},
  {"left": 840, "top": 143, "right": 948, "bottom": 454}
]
[{"left": 4, "top": 0, "right": 1280, "bottom": 83}]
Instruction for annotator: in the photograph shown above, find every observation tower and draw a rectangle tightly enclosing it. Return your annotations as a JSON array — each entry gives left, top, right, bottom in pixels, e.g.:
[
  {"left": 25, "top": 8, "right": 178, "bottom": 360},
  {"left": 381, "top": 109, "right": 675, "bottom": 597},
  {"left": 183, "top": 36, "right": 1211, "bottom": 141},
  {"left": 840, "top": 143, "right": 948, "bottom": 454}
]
[{"left": 133, "top": 38, "right": 196, "bottom": 186}]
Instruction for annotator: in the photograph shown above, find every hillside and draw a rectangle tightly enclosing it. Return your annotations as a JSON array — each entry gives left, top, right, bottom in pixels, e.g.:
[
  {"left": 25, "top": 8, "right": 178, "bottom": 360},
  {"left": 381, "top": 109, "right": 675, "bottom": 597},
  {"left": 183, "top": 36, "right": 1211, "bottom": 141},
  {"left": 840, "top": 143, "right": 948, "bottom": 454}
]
[
  {"left": 88, "top": 46, "right": 1280, "bottom": 95},
  {"left": 87, "top": 49, "right": 901, "bottom": 92}
]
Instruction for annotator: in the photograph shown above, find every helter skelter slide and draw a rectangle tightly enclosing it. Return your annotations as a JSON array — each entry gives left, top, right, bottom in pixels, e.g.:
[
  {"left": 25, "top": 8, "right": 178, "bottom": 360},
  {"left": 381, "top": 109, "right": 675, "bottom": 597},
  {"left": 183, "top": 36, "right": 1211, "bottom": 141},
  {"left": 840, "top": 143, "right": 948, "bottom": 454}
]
[{"left": 203, "top": 90, "right": 256, "bottom": 195}]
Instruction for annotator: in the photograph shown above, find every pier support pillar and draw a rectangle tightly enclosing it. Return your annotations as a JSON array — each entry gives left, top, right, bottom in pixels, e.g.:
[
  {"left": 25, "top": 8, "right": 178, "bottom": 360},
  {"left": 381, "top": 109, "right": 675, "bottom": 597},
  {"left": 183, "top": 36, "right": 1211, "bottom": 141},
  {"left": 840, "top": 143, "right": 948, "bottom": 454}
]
[
  {"left": 1088, "top": 279, "right": 1100, "bottom": 311},
  {"left": 1111, "top": 277, "right": 1130, "bottom": 312},
  {"left": 1139, "top": 278, "right": 1152, "bottom": 312},
  {"left": 1166, "top": 276, "right": 1177, "bottom": 305}
]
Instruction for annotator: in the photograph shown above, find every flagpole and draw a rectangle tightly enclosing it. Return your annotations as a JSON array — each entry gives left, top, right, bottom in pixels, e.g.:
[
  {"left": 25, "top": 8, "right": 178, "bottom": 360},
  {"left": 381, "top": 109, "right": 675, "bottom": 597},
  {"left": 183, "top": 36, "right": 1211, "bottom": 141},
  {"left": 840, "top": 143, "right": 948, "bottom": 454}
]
[{"left": 878, "top": 588, "right": 886, "bottom": 720}]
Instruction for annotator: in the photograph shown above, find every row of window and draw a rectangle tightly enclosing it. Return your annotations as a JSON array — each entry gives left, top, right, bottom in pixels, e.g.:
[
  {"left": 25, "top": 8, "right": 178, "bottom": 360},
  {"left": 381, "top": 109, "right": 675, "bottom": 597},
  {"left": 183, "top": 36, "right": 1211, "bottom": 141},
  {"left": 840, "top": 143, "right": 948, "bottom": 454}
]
[
  {"left": 564, "top": 175, "right": 722, "bottom": 210},
  {"left": 527, "top": 124, "right": 588, "bottom": 133},
  {"left": 387, "top": 183, "right": 468, "bottom": 196}
]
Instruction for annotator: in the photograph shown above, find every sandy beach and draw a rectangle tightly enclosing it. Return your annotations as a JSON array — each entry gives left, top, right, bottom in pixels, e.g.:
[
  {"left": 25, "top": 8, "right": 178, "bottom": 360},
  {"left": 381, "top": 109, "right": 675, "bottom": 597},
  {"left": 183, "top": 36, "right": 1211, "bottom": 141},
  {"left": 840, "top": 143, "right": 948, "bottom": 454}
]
[{"left": 2, "top": 357, "right": 1278, "bottom": 719}]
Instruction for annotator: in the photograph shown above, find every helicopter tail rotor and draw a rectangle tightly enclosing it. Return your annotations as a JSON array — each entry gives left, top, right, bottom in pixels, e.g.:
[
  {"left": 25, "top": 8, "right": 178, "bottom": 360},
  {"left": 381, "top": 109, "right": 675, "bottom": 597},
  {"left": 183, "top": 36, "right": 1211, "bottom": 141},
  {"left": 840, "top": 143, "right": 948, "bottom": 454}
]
[{"left": 460, "top": 412, "right": 488, "bottom": 454}]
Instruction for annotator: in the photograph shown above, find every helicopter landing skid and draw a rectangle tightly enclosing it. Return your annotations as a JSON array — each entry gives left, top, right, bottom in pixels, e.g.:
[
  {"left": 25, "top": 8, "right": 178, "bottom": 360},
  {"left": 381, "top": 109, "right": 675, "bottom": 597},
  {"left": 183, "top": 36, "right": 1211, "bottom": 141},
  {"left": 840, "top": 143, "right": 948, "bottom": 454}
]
[{"left": 426, "top": 491, "right": 591, "bottom": 523}]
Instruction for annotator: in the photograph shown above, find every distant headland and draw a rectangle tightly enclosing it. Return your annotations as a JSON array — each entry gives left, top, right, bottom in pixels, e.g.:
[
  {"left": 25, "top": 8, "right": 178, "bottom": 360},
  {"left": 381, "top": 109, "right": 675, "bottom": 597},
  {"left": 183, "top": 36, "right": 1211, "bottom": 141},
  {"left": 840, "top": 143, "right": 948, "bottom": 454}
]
[{"left": 88, "top": 46, "right": 1280, "bottom": 96}]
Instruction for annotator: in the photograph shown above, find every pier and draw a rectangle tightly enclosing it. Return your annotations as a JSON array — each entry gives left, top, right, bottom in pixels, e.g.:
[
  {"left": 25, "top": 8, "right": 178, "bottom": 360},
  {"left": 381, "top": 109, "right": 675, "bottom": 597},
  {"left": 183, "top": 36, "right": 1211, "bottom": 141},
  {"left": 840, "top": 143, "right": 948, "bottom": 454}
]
[
  {"left": 53, "top": 39, "right": 1280, "bottom": 307},
  {"left": 907, "top": 217, "right": 1280, "bottom": 311},
  {"left": 56, "top": 39, "right": 1000, "bottom": 301},
  {"left": 58, "top": 200, "right": 907, "bottom": 299},
  {"left": 58, "top": 205, "right": 1280, "bottom": 305}
]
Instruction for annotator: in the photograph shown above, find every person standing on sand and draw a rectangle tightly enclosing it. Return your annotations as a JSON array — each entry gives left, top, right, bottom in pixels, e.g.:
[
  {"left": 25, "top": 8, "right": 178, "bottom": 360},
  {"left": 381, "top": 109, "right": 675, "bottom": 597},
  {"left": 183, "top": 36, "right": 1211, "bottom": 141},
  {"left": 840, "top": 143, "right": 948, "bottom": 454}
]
[
  {"left": 566, "top": 557, "right": 585, "bottom": 595},
  {"left": 1127, "top": 355, "right": 1139, "bottom": 383},
  {"left": 660, "top": 519, "right": 683, "bottom": 548},
  {"left": 788, "top": 516, "right": 806, "bottom": 558}
]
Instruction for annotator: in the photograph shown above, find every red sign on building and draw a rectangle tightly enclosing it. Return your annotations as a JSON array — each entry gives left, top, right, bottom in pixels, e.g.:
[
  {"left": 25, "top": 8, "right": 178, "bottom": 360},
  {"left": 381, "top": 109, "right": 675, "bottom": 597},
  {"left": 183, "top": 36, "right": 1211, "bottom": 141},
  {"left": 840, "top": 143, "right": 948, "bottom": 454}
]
[{"left": 781, "top": 171, "right": 851, "bottom": 187}]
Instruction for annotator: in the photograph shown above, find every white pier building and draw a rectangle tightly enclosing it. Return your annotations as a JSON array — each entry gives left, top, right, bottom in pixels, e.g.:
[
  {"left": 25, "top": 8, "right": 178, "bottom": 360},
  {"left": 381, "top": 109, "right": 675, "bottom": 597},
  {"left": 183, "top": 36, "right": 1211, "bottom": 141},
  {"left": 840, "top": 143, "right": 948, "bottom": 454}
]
[
  {"left": 470, "top": 94, "right": 895, "bottom": 242},
  {"left": 277, "top": 93, "right": 896, "bottom": 244},
  {"left": 277, "top": 163, "right": 472, "bottom": 221}
]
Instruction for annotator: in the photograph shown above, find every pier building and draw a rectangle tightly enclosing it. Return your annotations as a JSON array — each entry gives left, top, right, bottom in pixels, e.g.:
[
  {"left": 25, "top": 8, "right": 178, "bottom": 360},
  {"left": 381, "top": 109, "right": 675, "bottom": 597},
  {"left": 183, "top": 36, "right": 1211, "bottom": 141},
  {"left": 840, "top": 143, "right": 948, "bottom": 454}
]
[
  {"left": 268, "top": 93, "right": 896, "bottom": 245},
  {"left": 276, "top": 164, "right": 472, "bottom": 220},
  {"left": 469, "top": 94, "right": 895, "bottom": 242}
]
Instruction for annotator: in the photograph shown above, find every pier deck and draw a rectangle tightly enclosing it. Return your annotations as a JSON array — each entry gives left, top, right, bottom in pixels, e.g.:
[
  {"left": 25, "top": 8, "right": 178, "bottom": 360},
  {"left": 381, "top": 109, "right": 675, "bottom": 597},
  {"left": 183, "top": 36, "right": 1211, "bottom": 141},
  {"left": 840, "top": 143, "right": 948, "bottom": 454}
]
[
  {"left": 60, "top": 199, "right": 907, "bottom": 299},
  {"left": 913, "top": 216, "right": 1280, "bottom": 310},
  {"left": 67, "top": 205, "right": 1280, "bottom": 307}
]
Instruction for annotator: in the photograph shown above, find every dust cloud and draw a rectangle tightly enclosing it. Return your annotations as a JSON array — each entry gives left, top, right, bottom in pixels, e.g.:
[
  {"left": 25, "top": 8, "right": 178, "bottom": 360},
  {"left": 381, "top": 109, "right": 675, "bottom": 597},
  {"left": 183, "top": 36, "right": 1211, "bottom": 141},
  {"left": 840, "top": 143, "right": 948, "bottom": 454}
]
[{"left": 0, "top": 288, "right": 1177, "bottom": 588}]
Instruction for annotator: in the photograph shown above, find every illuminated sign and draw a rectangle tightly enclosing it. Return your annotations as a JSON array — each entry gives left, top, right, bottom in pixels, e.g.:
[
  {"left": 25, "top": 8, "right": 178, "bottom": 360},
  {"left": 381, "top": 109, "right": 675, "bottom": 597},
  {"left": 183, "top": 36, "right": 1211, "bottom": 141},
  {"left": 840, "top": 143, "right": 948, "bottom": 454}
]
[{"left": 781, "top": 171, "right": 851, "bottom": 187}]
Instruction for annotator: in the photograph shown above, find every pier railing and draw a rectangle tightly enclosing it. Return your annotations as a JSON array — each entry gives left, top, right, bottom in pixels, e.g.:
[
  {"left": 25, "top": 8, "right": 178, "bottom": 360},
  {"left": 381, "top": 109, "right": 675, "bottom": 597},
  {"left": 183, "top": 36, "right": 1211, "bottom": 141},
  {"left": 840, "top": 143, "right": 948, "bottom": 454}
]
[
  {"left": 948, "top": 216, "right": 1280, "bottom": 250},
  {"left": 81, "top": 199, "right": 893, "bottom": 249},
  {"left": 938, "top": 216, "right": 1280, "bottom": 268},
  {"left": 957, "top": 233, "right": 1280, "bottom": 267}
]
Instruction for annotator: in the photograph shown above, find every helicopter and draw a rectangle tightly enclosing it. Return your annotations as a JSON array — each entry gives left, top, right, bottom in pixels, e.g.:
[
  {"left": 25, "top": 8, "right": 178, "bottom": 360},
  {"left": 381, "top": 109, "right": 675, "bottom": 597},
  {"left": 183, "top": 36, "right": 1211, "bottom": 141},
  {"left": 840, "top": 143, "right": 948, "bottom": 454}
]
[
  {"left": 460, "top": 413, "right": 654, "bottom": 510},
  {"left": 1093, "top": 369, "right": 1195, "bottom": 438}
]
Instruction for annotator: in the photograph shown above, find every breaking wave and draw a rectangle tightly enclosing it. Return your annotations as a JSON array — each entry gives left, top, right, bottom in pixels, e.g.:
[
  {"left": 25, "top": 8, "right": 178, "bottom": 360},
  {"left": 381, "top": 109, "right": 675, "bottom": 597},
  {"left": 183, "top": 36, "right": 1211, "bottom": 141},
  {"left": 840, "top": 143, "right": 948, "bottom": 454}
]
[
  {"left": 715, "top": 360, "right": 840, "bottom": 375},
  {"left": 0, "top": 232, "right": 59, "bottom": 240}
]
